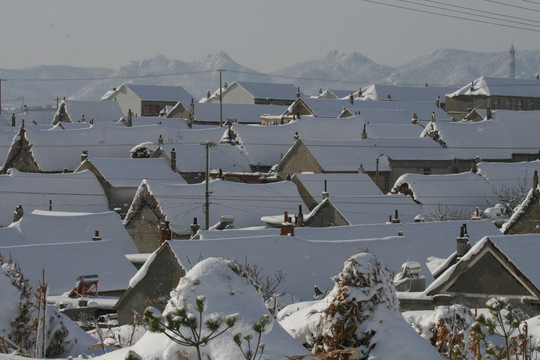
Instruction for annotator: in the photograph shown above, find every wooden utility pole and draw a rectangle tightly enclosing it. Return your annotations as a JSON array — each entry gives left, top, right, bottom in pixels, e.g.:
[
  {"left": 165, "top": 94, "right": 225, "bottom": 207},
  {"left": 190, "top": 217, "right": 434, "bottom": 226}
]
[
  {"left": 219, "top": 69, "right": 223, "bottom": 127},
  {"left": 204, "top": 142, "right": 213, "bottom": 230}
]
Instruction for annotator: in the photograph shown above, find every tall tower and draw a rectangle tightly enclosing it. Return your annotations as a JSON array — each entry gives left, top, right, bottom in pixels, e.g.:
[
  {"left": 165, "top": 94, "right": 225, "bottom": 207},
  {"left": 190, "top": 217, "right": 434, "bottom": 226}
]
[{"left": 509, "top": 44, "right": 516, "bottom": 79}]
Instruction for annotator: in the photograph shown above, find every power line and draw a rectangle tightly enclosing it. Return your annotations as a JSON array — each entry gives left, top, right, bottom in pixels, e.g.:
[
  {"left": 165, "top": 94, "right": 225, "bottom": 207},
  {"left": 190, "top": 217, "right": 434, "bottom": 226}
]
[
  {"left": 484, "top": 0, "right": 540, "bottom": 12},
  {"left": 362, "top": 0, "right": 540, "bottom": 32}
]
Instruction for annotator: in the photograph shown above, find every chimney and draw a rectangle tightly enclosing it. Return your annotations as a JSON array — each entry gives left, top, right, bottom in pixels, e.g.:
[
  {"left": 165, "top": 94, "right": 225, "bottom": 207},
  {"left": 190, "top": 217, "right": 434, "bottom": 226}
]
[
  {"left": 392, "top": 209, "right": 400, "bottom": 223},
  {"left": 322, "top": 179, "right": 329, "bottom": 199},
  {"left": 191, "top": 217, "right": 200, "bottom": 237},
  {"left": 158, "top": 134, "right": 163, "bottom": 146},
  {"left": 358, "top": 88, "right": 362, "bottom": 98},
  {"left": 349, "top": 93, "right": 354, "bottom": 104},
  {"left": 412, "top": 113, "right": 418, "bottom": 124},
  {"left": 12, "top": 205, "right": 23, "bottom": 223},
  {"left": 486, "top": 107, "right": 491, "bottom": 120},
  {"left": 358, "top": 164, "right": 364, "bottom": 174},
  {"left": 297, "top": 87, "right": 301, "bottom": 99},
  {"left": 280, "top": 212, "right": 295, "bottom": 236},
  {"left": 296, "top": 205, "right": 304, "bottom": 227},
  {"left": 92, "top": 230, "right": 101, "bottom": 241},
  {"left": 127, "top": 109, "right": 133, "bottom": 127},
  {"left": 160, "top": 221, "right": 171, "bottom": 246},
  {"left": 224, "top": 82, "right": 228, "bottom": 90},
  {"left": 207, "top": 91, "right": 211, "bottom": 99},
  {"left": 81, "top": 150, "right": 88, "bottom": 163},
  {"left": 171, "top": 148, "right": 177, "bottom": 171},
  {"left": 11, "top": 114, "right": 15, "bottom": 127},
  {"left": 319, "top": 88, "right": 323, "bottom": 95},
  {"left": 436, "top": 96, "right": 440, "bottom": 108},
  {"left": 533, "top": 170, "right": 538, "bottom": 190},
  {"left": 431, "top": 112, "right": 436, "bottom": 122},
  {"left": 472, "top": 207, "right": 481, "bottom": 220},
  {"left": 361, "top": 123, "right": 367, "bottom": 140},
  {"left": 294, "top": 131, "right": 299, "bottom": 142},
  {"left": 387, "top": 95, "right": 391, "bottom": 101},
  {"left": 456, "top": 225, "right": 471, "bottom": 257}
]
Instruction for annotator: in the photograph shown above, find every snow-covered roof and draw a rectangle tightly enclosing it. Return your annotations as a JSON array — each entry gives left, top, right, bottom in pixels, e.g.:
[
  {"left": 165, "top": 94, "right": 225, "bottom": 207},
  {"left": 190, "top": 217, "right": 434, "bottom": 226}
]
[
  {"left": 0, "top": 240, "right": 136, "bottom": 295},
  {"left": 393, "top": 172, "right": 498, "bottom": 217},
  {"left": 159, "top": 143, "right": 251, "bottom": 173},
  {"left": 360, "top": 84, "right": 456, "bottom": 102},
  {"left": 423, "top": 110, "right": 540, "bottom": 160},
  {"left": 125, "top": 179, "right": 304, "bottom": 234},
  {"left": 0, "top": 209, "right": 137, "bottom": 254},
  {"left": 300, "top": 137, "right": 452, "bottom": 172},
  {"left": 19, "top": 124, "right": 182, "bottom": 171},
  {"left": 235, "top": 81, "right": 299, "bottom": 100},
  {"left": 169, "top": 219, "right": 500, "bottom": 301},
  {"left": 190, "top": 102, "right": 289, "bottom": 123},
  {"left": 57, "top": 100, "right": 124, "bottom": 123},
  {"left": 0, "top": 110, "right": 56, "bottom": 128},
  {"left": 447, "top": 76, "right": 540, "bottom": 98},
  {"left": 128, "top": 116, "right": 191, "bottom": 129},
  {"left": 101, "top": 83, "right": 193, "bottom": 102},
  {"left": 426, "top": 234, "right": 540, "bottom": 294},
  {"left": 477, "top": 160, "right": 540, "bottom": 190},
  {"left": 0, "top": 169, "right": 109, "bottom": 226},
  {"left": 79, "top": 158, "right": 186, "bottom": 187}
]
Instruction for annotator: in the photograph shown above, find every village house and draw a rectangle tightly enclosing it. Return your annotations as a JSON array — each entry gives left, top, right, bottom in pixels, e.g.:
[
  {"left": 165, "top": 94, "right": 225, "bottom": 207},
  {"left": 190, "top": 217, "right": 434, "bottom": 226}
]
[
  {"left": 203, "top": 80, "right": 301, "bottom": 106},
  {"left": 52, "top": 99, "right": 124, "bottom": 125},
  {"left": 74, "top": 157, "right": 185, "bottom": 217},
  {"left": 0, "top": 169, "right": 110, "bottom": 226},
  {"left": 101, "top": 84, "right": 193, "bottom": 116},
  {"left": 392, "top": 172, "right": 499, "bottom": 221},
  {"left": 501, "top": 170, "right": 540, "bottom": 234},
  {"left": 313, "top": 89, "right": 354, "bottom": 100},
  {"left": 421, "top": 109, "right": 540, "bottom": 171},
  {"left": 122, "top": 179, "right": 305, "bottom": 252},
  {"left": 400, "top": 233, "right": 540, "bottom": 315},
  {"left": 291, "top": 173, "right": 425, "bottom": 224},
  {"left": 357, "top": 84, "right": 456, "bottom": 105},
  {"left": 445, "top": 76, "right": 540, "bottom": 119},
  {"left": 0, "top": 209, "right": 138, "bottom": 254},
  {"left": 274, "top": 137, "right": 454, "bottom": 193},
  {"left": 0, "top": 123, "right": 182, "bottom": 173}
]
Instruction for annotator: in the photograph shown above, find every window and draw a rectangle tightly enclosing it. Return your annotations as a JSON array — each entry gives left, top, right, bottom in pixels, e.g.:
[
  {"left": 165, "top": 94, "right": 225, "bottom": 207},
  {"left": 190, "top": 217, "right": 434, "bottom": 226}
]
[
  {"left": 143, "top": 104, "right": 152, "bottom": 115},
  {"left": 423, "top": 167, "right": 431, "bottom": 175}
]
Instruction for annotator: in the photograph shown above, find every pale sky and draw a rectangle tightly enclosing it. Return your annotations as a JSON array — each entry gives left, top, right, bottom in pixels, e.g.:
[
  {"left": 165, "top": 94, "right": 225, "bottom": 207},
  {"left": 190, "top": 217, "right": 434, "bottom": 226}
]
[{"left": 1, "top": 0, "right": 539, "bottom": 72}]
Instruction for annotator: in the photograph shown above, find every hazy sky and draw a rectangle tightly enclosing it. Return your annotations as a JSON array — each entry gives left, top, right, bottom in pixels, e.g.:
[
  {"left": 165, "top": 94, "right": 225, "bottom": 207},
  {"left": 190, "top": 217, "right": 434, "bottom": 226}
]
[{"left": 1, "top": 0, "right": 539, "bottom": 72}]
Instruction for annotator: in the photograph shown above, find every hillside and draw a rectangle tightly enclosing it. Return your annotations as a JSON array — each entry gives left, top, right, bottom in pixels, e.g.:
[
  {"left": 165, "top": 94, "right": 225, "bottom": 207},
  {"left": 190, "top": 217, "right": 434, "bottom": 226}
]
[{"left": 1, "top": 48, "right": 539, "bottom": 109}]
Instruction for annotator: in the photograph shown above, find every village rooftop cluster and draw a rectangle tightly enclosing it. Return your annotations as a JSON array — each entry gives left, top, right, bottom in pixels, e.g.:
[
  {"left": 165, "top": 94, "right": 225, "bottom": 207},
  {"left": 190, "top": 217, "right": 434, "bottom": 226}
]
[{"left": 0, "top": 74, "right": 540, "bottom": 359}]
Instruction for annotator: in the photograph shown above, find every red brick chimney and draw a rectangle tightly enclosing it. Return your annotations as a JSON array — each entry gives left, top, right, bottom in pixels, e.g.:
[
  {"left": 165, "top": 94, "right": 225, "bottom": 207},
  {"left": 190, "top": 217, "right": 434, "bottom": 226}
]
[
  {"left": 81, "top": 150, "right": 88, "bottom": 163},
  {"left": 280, "top": 212, "right": 294, "bottom": 236},
  {"left": 160, "top": 221, "right": 172, "bottom": 245}
]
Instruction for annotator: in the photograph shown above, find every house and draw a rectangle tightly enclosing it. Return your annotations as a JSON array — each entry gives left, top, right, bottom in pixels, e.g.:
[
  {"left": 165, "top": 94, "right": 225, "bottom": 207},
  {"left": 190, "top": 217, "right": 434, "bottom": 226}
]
[
  {"left": 414, "top": 234, "right": 540, "bottom": 314},
  {"left": 0, "top": 169, "right": 110, "bottom": 226},
  {"left": 358, "top": 84, "right": 456, "bottom": 105},
  {"left": 421, "top": 109, "right": 540, "bottom": 169},
  {"left": 392, "top": 172, "right": 499, "bottom": 220},
  {"left": 151, "top": 143, "right": 252, "bottom": 183},
  {"left": 313, "top": 89, "right": 354, "bottom": 100},
  {"left": 74, "top": 157, "right": 186, "bottom": 217},
  {"left": 101, "top": 84, "right": 193, "bottom": 116},
  {"left": 291, "top": 173, "right": 424, "bottom": 224},
  {"left": 122, "top": 179, "right": 305, "bottom": 252},
  {"left": 165, "top": 101, "right": 289, "bottom": 126},
  {"left": 0, "top": 240, "right": 136, "bottom": 296},
  {"left": 0, "top": 209, "right": 138, "bottom": 254},
  {"left": 114, "top": 242, "right": 187, "bottom": 324},
  {"left": 131, "top": 219, "right": 500, "bottom": 302},
  {"left": 445, "top": 76, "right": 540, "bottom": 118},
  {"left": 501, "top": 170, "right": 540, "bottom": 234},
  {"left": 0, "top": 123, "right": 182, "bottom": 173},
  {"left": 52, "top": 99, "right": 124, "bottom": 125},
  {"left": 203, "top": 80, "right": 301, "bottom": 106},
  {"left": 274, "top": 137, "right": 454, "bottom": 192}
]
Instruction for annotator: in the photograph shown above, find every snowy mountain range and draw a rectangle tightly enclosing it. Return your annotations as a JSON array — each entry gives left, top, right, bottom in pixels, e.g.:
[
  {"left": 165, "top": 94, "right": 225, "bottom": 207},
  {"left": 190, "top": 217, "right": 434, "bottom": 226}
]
[{"left": 1, "top": 49, "right": 540, "bottom": 109}]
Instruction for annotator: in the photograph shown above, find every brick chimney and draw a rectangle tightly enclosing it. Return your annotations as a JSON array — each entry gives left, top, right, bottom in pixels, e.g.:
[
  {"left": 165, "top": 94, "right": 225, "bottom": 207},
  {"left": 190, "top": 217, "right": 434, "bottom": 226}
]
[
  {"left": 358, "top": 88, "right": 363, "bottom": 98},
  {"left": 297, "top": 87, "right": 301, "bottom": 99},
  {"left": 392, "top": 209, "right": 400, "bottom": 223},
  {"left": 358, "top": 164, "right": 364, "bottom": 174},
  {"left": 92, "top": 230, "right": 101, "bottom": 241},
  {"left": 81, "top": 150, "right": 88, "bottom": 163},
  {"left": 456, "top": 224, "right": 471, "bottom": 258},
  {"left": 160, "top": 221, "right": 171, "bottom": 246},
  {"left": 280, "top": 212, "right": 294, "bottom": 236},
  {"left": 349, "top": 93, "right": 354, "bottom": 104},
  {"left": 361, "top": 123, "right": 367, "bottom": 140},
  {"left": 127, "top": 109, "right": 133, "bottom": 127},
  {"left": 486, "top": 107, "right": 491, "bottom": 120},
  {"left": 412, "top": 113, "right": 418, "bottom": 124},
  {"left": 11, "top": 114, "right": 15, "bottom": 127}
]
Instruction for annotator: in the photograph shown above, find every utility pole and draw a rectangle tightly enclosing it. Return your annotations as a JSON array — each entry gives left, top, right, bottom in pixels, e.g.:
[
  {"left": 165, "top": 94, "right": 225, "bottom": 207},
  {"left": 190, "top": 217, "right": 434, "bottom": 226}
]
[
  {"left": 203, "top": 142, "right": 214, "bottom": 230},
  {"left": 219, "top": 69, "right": 223, "bottom": 127}
]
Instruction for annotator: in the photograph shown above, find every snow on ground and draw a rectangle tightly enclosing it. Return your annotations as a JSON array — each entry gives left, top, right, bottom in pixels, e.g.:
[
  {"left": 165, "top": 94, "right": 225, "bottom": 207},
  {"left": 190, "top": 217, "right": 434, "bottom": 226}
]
[{"left": 92, "top": 257, "right": 310, "bottom": 359}]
